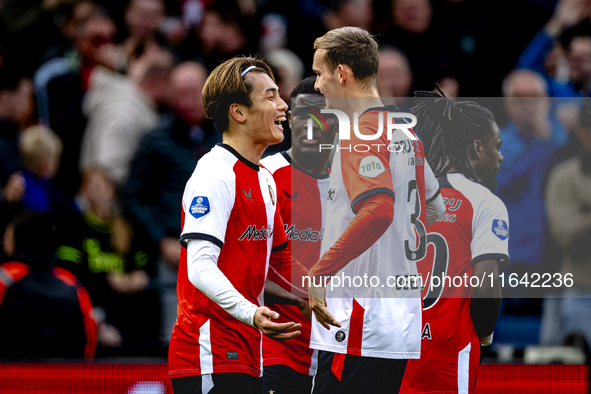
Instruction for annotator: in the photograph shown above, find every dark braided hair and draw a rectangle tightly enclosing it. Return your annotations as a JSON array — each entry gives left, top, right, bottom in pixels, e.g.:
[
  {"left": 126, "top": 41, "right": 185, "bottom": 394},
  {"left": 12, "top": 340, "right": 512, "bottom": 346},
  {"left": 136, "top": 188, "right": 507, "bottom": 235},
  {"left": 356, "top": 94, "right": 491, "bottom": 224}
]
[{"left": 411, "top": 85, "right": 496, "bottom": 185}]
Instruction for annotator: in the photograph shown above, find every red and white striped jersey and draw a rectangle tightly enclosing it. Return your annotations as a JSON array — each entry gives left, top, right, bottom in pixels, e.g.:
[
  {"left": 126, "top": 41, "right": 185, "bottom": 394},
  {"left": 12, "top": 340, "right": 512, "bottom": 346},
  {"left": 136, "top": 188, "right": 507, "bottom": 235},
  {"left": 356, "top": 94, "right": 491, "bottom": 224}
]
[
  {"left": 400, "top": 173, "right": 509, "bottom": 393},
  {"left": 310, "top": 106, "right": 440, "bottom": 359},
  {"left": 168, "top": 143, "right": 288, "bottom": 378},
  {"left": 260, "top": 151, "right": 330, "bottom": 376}
]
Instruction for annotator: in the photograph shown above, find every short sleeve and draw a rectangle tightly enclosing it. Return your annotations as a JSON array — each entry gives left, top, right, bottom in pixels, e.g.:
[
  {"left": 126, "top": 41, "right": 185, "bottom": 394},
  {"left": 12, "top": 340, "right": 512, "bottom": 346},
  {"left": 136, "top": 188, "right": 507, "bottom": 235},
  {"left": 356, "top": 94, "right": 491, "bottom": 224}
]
[
  {"left": 271, "top": 187, "right": 288, "bottom": 252},
  {"left": 424, "top": 160, "right": 440, "bottom": 204},
  {"left": 471, "top": 196, "right": 510, "bottom": 267},
  {"left": 341, "top": 114, "right": 395, "bottom": 213},
  {"left": 180, "top": 165, "right": 236, "bottom": 249}
]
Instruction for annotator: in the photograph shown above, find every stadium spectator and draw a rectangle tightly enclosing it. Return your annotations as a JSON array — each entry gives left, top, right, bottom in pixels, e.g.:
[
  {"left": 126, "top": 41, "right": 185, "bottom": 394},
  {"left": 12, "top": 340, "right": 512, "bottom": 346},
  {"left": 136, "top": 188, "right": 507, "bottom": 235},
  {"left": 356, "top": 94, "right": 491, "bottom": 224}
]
[
  {"left": 0, "top": 126, "right": 73, "bottom": 250},
  {"left": 37, "top": 8, "right": 117, "bottom": 198},
  {"left": 545, "top": 101, "right": 591, "bottom": 348},
  {"left": 517, "top": 0, "right": 591, "bottom": 97},
  {"left": 376, "top": 0, "right": 479, "bottom": 92},
  {"left": 79, "top": 48, "right": 174, "bottom": 187},
  {"left": 56, "top": 168, "right": 160, "bottom": 347},
  {"left": 286, "top": 0, "right": 372, "bottom": 78},
  {"left": 496, "top": 70, "right": 568, "bottom": 275},
  {"left": 0, "top": 0, "right": 62, "bottom": 75},
  {"left": 37, "top": 0, "right": 98, "bottom": 66},
  {"left": 263, "top": 48, "right": 305, "bottom": 156},
  {"left": 322, "top": 0, "right": 373, "bottom": 31},
  {"left": 0, "top": 69, "right": 33, "bottom": 185},
  {"left": 266, "top": 49, "right": 305, "bottom": 106},
  {"left": 123, "top": 61, "right": 219, "bottom": 342},
  {"left": 377, "top": 45, "right": 412, "bottom": 108},
  {"left": 124, "top": 0, "right": 166, "bottom": 43},
  {"left": 191, "top": 0, "right": 260, "bottom": 71},
  {"left": 0, "top": 211, "right": 97, "bottom": 359}
]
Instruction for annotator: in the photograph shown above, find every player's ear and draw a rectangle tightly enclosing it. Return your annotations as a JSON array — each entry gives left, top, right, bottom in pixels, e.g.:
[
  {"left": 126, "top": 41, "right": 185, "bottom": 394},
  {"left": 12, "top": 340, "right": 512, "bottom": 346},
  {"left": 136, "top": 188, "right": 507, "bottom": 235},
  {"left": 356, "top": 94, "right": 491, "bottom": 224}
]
[
  {"left": 338, "top": 64, "right": 347, "bottom": 85},
  {"left": 470, "top": 139, "right": 483, "bottom": 160},
  {"left": 230, "top": 104, "right": 247, "bottom": 124}
]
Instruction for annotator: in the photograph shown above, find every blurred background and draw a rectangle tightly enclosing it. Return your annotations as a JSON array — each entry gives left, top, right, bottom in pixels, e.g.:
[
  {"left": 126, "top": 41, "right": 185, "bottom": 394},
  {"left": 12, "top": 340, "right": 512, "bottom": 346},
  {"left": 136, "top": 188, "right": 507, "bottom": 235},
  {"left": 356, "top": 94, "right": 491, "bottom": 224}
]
[{"left": 0, "top": 0, "right": 590, "bottom": 391}]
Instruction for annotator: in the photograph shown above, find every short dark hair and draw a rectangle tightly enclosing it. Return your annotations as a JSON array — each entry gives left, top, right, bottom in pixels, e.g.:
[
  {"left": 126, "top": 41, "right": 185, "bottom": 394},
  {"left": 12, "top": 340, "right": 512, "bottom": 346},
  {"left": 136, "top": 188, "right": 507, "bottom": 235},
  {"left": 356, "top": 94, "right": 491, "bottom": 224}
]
[
  {"left": 290, "top": 76, "right": 321, "bottom": 101},
  {"left": 314, "top": 26, "right": 379, "bottom": 89},
  {"left": 12, "top": 211, "right": 58, "bottom": 255}
]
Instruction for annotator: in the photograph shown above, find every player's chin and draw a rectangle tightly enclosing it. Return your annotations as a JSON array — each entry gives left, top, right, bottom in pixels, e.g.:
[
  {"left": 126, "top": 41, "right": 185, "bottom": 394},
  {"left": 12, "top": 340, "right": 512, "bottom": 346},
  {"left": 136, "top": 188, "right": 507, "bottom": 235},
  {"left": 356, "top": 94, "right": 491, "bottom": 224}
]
[
  {"left": 481, "top": 173, "right": 499, "bottom": 192},
  {"left": 268, "top": 129, "right": 284, "bottom": 144}
]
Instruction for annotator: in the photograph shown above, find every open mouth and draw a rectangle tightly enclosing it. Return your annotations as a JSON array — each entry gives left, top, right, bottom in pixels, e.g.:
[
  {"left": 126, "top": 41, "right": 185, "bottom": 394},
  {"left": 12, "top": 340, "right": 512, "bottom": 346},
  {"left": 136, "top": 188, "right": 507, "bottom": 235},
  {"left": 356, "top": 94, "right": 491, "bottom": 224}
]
[{"left": 274, "top": 116, "right": 286, "bottom": 126}]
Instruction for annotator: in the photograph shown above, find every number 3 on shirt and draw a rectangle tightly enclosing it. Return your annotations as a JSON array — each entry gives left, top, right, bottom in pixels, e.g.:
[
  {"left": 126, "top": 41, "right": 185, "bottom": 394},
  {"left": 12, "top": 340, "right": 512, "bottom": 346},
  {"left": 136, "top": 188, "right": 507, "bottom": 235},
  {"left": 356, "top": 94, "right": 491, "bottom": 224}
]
[{"left": 405, "top": 180, "right": 426, "bottom": 262}]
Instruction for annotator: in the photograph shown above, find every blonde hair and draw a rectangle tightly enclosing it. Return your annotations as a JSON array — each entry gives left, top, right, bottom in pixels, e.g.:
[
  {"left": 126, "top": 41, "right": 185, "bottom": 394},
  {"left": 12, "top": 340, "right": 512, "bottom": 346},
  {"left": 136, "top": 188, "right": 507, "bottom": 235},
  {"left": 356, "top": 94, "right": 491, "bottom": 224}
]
[
  {"left": 202, "top": 56, "right": 275, "bottom": 133},
  {"left": 314, "top": 26, "right": 379, "bottom": 89},
  {"left": 19, "top": 125, "right": 63, "bottom": 171}
]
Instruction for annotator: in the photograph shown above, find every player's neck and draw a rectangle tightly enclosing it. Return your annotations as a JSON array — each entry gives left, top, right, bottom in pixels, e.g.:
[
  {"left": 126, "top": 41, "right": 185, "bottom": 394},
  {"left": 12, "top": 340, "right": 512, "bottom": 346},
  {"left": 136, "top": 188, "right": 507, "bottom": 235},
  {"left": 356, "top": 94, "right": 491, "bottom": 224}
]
[
  {"left": 222, "top": 133, "right": 266, "bottom": 165},
  {"left": 339, "top": 94, "right": 384, "bottom": 118},
  {"left": 287, "top": 148, "right": 330, "bottom": 175}
]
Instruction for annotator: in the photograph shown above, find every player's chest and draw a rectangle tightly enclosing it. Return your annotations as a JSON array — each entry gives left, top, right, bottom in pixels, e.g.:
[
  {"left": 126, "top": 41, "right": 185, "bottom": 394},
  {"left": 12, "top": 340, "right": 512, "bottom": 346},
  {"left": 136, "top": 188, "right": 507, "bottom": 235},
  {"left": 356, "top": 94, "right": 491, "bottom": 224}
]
[{"left": 231, "top": 172, "right": 277, "bottom": 228}]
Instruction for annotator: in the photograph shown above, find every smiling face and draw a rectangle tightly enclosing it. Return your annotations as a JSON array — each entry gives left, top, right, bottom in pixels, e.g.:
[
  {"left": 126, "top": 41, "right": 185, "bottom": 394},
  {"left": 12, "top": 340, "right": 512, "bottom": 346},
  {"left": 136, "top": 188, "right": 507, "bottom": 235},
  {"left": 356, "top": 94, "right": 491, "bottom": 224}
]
[
  {"left": 313, "top": 50, "right": 342, "bottom": 103},
  {"left": 241, "top": 72, "right": 288, "bottom": 146},
  {"left": 471, "top": 123, "right": 503, "bottom": 191},
  {"left": 290, "top": 94, "right": 337, "bottom": 157}
]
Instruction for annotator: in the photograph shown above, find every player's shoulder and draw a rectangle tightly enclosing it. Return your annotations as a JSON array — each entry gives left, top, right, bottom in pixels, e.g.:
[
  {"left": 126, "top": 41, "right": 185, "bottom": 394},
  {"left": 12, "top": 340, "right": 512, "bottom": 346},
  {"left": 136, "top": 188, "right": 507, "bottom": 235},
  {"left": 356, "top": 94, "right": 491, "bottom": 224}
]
[
  {"left": 260, "top": 151, "right": 290, "bottom": 176},
  {"left": 445, "top": 173, "right": 506, "bottom": 213},
  {"left": 186, "top": 145, "right": 237, "bottom": 190}
]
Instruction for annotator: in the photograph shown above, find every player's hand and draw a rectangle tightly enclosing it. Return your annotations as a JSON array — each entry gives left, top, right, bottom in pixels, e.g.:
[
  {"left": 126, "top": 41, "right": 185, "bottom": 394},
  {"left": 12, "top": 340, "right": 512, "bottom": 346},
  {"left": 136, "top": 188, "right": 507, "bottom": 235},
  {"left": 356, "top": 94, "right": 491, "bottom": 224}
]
[
  {"left": 479, "top": 344, "right": 492, "bottom": 365},
  {"left": 253, "top": 306, "right": 302, "bottom": 340},
  {"left": 308, "top": 279, "right": 341, "bottom": 330},
  {"left": 479, "top": 333, "right": 494, "bottom": 365}
]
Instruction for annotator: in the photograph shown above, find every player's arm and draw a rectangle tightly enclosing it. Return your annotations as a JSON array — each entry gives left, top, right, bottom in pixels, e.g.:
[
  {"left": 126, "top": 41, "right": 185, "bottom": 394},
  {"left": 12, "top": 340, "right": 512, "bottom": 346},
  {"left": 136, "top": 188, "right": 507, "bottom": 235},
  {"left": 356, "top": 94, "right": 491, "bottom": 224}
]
[
  {"left": 471, "top": 258, "right": 501, "bottom": 363},
  {"left": 426, "top": 193, "right": 445, "bottom": 226},
  {"left": 308, "top": 120, "right": 396, "bottom": 329},
  {"left": 307, "top": 193, "right": 392, "bottom": 329},
  {"left": 264, "top": 279, "right": 311, "bottom": 321},
  {"left": 187, "top": 239, "right": 302, "bottom": 340},
  {"left": 470, "top": 196, "right": 510, "bottom": 360},
  {"left": 470, "top": 259, "right": 502, "bottom": 338},
  {"left": 425, "top": 161, "right": 444, "bottom": 226},
  {"left": 266, "top": 199, "right": 312, "bottom": 297},
  {"left": 310, "top": 193, "right": 394, "bottom": 278}
]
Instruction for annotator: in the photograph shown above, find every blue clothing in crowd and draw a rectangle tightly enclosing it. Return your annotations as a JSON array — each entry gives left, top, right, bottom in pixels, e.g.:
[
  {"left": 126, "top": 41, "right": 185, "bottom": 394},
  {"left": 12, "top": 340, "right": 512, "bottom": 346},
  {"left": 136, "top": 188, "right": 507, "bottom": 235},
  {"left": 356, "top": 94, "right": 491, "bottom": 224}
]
[
  {"left": 495, "top": 119, "right": 568, "bottom": 266},
  {"left": 517, "top": 30, "right": 589, "bottom": 97}
]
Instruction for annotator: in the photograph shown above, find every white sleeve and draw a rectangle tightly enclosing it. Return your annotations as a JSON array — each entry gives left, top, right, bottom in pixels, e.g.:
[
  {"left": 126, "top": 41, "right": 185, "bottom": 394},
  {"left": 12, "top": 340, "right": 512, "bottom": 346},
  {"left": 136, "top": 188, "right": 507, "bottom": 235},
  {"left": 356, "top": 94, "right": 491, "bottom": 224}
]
[
  {"left": 424, "top": 161, "right": 441, "bottom": 204},
  {"left": 180, "top": 159, "right": 236, "bottom": 248},
  {"left": 426, "top": 193, "right": 446, "bottom": 226},
  {"left": 471, "top": 196, "right": 510, "bottom": 266},
  {"left": 187, "top": 239, "right": 258, "bottom": 327}
]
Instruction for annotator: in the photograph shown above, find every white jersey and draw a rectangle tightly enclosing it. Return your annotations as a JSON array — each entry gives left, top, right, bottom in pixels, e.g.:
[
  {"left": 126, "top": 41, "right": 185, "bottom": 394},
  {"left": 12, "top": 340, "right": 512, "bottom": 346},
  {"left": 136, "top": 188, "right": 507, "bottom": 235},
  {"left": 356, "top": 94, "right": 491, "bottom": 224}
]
[{"left": 310, "top": 107, "right": 440, "bottom": 359}]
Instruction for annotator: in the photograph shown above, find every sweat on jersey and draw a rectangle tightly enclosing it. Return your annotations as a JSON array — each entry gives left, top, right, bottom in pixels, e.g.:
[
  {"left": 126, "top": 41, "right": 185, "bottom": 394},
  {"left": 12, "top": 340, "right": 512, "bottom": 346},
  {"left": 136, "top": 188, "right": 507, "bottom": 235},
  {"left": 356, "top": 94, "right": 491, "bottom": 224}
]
[
  {"left": 310, "top": 106, "right": 440, "bottom": 360},
  {"left": 400, "top": 173, "right": 510, "bottom": 394},
  {"left": 169, "top": 143, "right": 294, "bottom": 378},
  {"left": 260, "top": 151, "right": 330, "bottom": 376}
]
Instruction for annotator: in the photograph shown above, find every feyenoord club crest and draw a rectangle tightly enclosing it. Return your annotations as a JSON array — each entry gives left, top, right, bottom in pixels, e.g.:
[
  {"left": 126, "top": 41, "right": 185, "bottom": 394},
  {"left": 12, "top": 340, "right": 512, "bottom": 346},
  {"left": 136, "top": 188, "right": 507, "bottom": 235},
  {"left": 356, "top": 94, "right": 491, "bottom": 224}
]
[{"left": 268, "top": 185, "right": 275, "bottom": 206}]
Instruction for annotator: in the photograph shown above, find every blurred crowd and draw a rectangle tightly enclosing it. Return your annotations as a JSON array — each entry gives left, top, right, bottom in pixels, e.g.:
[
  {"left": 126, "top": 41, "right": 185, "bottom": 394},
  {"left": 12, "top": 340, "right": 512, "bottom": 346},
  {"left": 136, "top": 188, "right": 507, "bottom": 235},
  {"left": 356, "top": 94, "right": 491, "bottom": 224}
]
[{"left": 0, "top": 0, "right": 591, "bottom": 359}]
